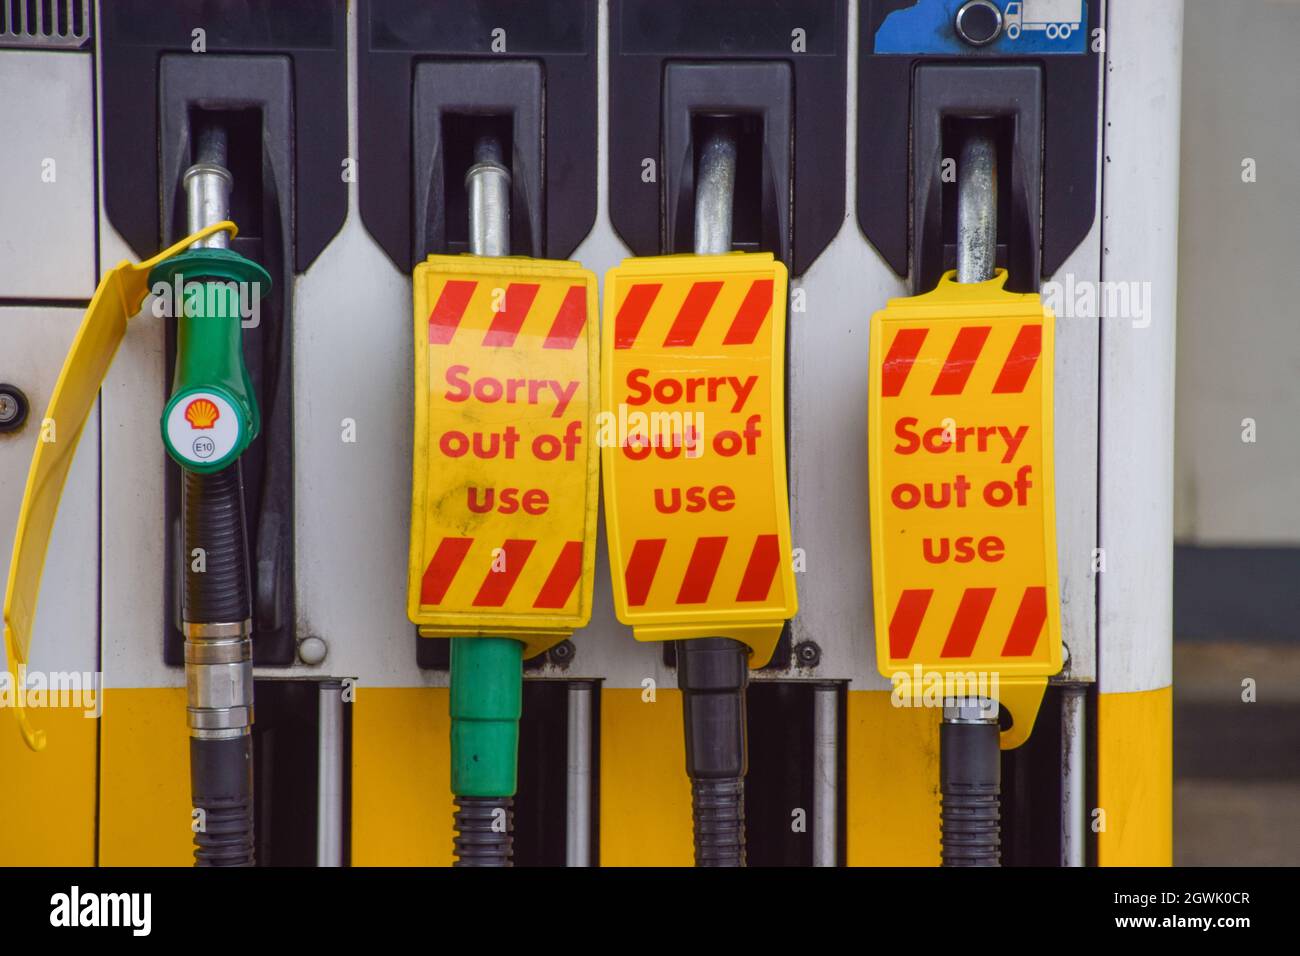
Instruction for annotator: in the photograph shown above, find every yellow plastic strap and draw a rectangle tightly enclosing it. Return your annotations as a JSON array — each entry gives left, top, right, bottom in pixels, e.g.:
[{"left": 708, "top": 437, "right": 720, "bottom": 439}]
[{"left": 3, "top": 221, "right": 238, "bottom": 751}]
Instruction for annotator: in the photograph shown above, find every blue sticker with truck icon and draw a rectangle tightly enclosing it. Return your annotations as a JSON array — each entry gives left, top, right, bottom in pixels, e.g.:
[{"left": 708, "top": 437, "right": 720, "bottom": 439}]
[{"left": 875, "top": 0, "right": 1089, "bottom": 55}]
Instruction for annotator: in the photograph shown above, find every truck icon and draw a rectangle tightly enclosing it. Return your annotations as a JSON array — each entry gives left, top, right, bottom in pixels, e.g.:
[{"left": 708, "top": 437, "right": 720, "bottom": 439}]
[{"left": 1003, "top": 0, "right": 1083, "bottom": 41}]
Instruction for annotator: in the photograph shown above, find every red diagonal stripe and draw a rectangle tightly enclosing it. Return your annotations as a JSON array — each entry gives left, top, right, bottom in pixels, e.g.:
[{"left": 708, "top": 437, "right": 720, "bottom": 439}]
[
  {"left": 663, "top": 281, "right": 724, "bottom": 347},
  {"left": 889, "top": 589, "right": 933, "bottom": 658},
  {"left": 881, "top": 328, "right": 928, "bottom": 397},
  {"left": 482, "top": 283, "right": 541, "bottom": 347},
  {"left": 472, "top": 539, "right": 536, "bottom": 607},
  {"left": 992, "top": 324, "right": 1043, "bottom": 394},
  {"left": 542, "top": 285, "right": 587, "bottom": 350},
  {"left": 624, "top": 539, "right": 667, "bottom": 606},
  {"left": 931, "top": 326, "right": 992, "bottom": 395},
  {"left": 723, "top": 278, "right": 774, "bottom": 345},
  {"left": 614, "top": 283, "right": 662, "bottom": 349},
  {"left": 533, "top": 541, "right": 584, "bottom": 609},
  {"left": 939, "top": 587, "right": 997, "bottom": 658},
  {"left": 427, "top": 280, "right": 477, "bottom": 345},
  {"left": 735, "top": 534, "right": 780, "bottom": 602},
  {"left": 1002, "top": 586, "right": 1048, "bottom": 656},
  {"left": 676, "top": 536, "right": 728, "bottom": 604},
  {"left": 419, "top": 536, "right": 474, "bottom": 605}
]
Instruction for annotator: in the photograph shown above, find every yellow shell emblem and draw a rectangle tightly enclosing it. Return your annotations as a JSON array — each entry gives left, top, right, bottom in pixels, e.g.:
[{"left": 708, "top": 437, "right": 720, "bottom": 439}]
[{"left": 184, "top": 397, "right": 220, "bottom": 429}]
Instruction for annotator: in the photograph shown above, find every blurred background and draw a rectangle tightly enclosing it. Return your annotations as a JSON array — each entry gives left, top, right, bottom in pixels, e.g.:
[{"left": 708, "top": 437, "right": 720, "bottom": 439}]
[{"left": 1173, "top": 0, "right": 1300, "bottom": 865}]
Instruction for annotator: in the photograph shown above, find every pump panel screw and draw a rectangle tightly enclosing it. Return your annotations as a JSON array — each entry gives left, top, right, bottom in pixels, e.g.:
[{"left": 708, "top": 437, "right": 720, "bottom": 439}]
[
  {"left": 794, "top": 641, "right": 822, "bottom": 669},
  {"left": 0, "top": 385, "right": 29, "bottom": 433},
  {"left": 547, "top": 639, "right": 576, "bottom": 668}
]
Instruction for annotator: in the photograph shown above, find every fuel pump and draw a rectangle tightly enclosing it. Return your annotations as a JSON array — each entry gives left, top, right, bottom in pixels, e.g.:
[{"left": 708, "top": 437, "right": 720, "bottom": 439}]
[
  {"left": 149, "top": 122, "right": 271, "bottom": 865},
  {"left": 405, "top": 133, "right": 600, "bottom": 866},
  {"left": 677, "top": 123, "right": 752, "bottom": 866},
  {"left": 854, "top": 0, "right": 1115, "bottom": 867},
  {"left": 599, "top": 0, "right": 845, "bottom": 867},
  {"left": 867, "top": 123, "right": 1062, "bottom": 867},
  {"left": 602, "top": 118, "right": 799, "bottom": 867},
  {"left": 937, "top": 128, "right": 1003, "bottom": 866},
  {"left": 1, "top": 152, "right": 267, "bottom": 867},
  {"left": 351, "top": 0, "right": 600, "bottom": 867},
  {"left": 449, "top": 136, "right": 525, "bottom": 866},
  {"left": 3, "top": 120, "right": 272, "bottom": 865}
]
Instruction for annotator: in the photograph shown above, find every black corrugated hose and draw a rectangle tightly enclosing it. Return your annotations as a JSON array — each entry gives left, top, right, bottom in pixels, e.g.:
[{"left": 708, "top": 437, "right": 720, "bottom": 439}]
[
  {"left": 184, "top": 464, "right": 255, "bottom": 867},
  {"left": 677, "top": 637, "right": 749, "bottom": 867},
  {"left": 452, "top": 796, "right": 515, "bottom": 867},
  {"left": 939, "top": 720, "right": 1001, "bottom": 866}
]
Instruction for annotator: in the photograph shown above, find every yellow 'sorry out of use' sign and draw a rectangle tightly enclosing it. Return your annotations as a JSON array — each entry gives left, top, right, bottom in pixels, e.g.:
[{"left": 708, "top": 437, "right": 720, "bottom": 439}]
[
  {"left": 407, "top": 256, "right": 599, "bottom": 658},
  {"left": 868, "top": 270, "right": 1062, "bottom": 697},
  {"left": 601, "top": 253, "right": 797, "bottom": 667}
]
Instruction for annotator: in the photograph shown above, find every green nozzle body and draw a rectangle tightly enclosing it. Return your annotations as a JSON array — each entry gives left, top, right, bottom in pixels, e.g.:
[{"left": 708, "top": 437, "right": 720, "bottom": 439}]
[
  {"left": 450, "top": 637, "right": 524, "bottom": 797},
  {"left": 149, "top": 248, "right": 271, "bottom": 474}
]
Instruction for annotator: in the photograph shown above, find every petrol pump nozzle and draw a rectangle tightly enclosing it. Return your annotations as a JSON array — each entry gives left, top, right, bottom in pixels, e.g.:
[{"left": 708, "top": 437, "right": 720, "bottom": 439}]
[
  {"left": 940, "top": 126, "right": 1002, "bottom": 868},
  {"left": 675, "top": 118, "right": 751, "bottom": 868},
  {"left": 152, "top": 157, "right": 269, "bottom": 475},
  {"left": 148, "top": 121, "right": 270, "bottom": 866},
  {"left": 448, "top": 134, "right": 524, "bottom": 868}
]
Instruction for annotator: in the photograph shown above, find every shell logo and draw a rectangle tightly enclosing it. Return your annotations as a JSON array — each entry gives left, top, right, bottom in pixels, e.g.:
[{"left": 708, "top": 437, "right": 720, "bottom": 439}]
[{"left": 184, "top": 397, "right": 220, "bottom": 429}]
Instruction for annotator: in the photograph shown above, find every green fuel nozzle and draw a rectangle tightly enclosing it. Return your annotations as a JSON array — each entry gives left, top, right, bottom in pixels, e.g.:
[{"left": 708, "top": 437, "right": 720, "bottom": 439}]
[
  {"left": 160, "top": 129, "right": 270, "bottom": 867},
  {"left": 450, "top": 636, "right": 524, "bottom": 796},
  {"left": 150, "top": 165, "right": 270, "bottom": 475}
]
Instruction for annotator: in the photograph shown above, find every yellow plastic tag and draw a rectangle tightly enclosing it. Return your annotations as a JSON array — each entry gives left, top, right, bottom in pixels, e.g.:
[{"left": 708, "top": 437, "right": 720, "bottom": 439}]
[
  {"left": 407, "top": 256, "right": 600, "bottom": 660},
  {"left": 3, "top": 222, "right": 238, "bottom": 750},
  {"left": 601, "top": 253, "right": 797, "bottom": 667},
  {"left": 868, "top": 270, "right": 1061, "bottom": 748}
]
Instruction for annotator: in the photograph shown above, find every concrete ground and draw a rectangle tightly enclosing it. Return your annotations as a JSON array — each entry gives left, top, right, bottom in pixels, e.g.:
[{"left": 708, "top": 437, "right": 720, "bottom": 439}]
[{"left": 1173, "top": 641, "right": 1300, "bottom": 866}]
